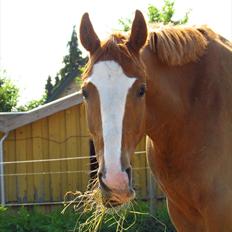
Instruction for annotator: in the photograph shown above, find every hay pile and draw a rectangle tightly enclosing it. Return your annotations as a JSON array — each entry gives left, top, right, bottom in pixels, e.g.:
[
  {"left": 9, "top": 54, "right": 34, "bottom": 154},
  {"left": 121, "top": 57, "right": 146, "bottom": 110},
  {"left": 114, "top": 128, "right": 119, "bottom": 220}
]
[{"left": 62, "top": 178, "right": 167, "bottom": 232}]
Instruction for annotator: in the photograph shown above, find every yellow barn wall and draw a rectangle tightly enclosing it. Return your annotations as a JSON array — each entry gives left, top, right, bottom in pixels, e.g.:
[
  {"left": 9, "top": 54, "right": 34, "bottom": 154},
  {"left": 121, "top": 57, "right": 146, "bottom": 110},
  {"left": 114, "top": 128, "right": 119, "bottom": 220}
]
[{"left": 2, "top": 103, "right": 152, "bottom": 205}]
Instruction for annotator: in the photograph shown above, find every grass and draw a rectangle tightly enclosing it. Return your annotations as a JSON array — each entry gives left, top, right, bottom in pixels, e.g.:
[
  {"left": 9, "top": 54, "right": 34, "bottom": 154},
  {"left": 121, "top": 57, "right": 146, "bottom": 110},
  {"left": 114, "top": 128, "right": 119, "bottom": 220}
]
[
  {"left": 0, "top": 177, "right": 176, "bottom": 232},
  {"left": 0, "top": 179, "right": 176, "bottom": 231},
  {"left": 0, "top": 201, "right": 175, "bottom": 232},
  {"left": 61, "top": 177, "right": 175, "bottom": 232}
]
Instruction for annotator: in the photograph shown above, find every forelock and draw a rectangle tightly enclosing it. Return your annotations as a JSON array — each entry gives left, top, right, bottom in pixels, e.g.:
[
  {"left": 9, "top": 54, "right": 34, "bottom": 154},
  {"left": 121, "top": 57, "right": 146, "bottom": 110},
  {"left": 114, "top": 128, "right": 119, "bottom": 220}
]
[{"left": 82, "top": 33, "right": 145, "bottom": 81}]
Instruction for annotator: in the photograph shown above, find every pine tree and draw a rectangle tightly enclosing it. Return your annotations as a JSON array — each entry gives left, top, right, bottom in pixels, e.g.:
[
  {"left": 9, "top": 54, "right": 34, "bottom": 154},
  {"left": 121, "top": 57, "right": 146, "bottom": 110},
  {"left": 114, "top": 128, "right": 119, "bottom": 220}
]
[
  {"left": 45, "top": 75, "right": 53, "bottom": 99},
  {"left": 55, "top": 75, "right": 60, "bottom": 86},
  {"left": 59, "top": 26, "right": 87, "bottom": 79},
  {"left": 43, "top": 26, "right": 87, "bottom": 102}
]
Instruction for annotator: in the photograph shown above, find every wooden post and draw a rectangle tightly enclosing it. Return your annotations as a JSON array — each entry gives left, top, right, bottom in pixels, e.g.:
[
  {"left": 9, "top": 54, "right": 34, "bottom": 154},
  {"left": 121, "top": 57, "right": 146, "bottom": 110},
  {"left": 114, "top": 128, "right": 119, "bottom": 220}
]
[
  {"left": 148, "top": 170, "right": 156, "bottom": 215},
  {"left": 0, "top": 132, "right": 9, "bottom": 206}
]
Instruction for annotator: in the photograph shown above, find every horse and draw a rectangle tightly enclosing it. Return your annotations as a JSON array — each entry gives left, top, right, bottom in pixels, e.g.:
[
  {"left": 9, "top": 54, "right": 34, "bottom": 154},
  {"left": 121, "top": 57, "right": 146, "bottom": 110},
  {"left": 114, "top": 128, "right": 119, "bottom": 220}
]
[{"left": 79, "top": 10, "right": 232, "bottom": 231}]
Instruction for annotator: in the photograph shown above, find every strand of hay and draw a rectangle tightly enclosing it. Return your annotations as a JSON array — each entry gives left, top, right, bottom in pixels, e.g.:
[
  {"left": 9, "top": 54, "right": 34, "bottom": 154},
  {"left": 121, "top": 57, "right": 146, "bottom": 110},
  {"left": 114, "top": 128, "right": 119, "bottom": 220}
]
[{"left": 62, "top": 178, "right": 167, "bottom": 232}]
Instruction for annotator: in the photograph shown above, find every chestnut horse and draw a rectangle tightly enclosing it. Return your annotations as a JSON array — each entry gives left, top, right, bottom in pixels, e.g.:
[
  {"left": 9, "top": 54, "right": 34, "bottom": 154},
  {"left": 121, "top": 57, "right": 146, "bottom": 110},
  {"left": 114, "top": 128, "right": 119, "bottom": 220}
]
[{"left": 80, "top": 10, "right": 232, "bottom": 231}]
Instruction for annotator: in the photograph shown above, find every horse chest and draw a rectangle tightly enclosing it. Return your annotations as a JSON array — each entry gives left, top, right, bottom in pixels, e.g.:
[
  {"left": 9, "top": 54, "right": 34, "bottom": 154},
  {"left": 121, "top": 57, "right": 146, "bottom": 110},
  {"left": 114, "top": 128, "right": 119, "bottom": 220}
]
[{"left": 147, "top": 139, "right": 201, "bottom": 203}]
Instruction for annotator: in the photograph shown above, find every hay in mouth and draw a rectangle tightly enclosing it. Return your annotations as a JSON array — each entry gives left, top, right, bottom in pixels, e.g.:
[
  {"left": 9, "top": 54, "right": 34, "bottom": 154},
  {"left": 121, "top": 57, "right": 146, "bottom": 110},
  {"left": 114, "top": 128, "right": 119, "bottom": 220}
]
[
  {"left": 62, "top": 178, "right": 136, "bottom": 232},
  {"left": 62, "top": 178, "right": 168, "bottom": 232}
]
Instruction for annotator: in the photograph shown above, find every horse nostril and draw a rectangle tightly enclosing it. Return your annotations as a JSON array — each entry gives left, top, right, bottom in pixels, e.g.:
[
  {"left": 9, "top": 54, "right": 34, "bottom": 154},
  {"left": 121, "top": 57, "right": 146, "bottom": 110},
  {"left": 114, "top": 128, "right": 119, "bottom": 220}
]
[
  {"left": 125, "top": 167, "right": 132, "bottom": 186},
  {"left": 98, "top": 171, "right": 111, "bottom": 192}
]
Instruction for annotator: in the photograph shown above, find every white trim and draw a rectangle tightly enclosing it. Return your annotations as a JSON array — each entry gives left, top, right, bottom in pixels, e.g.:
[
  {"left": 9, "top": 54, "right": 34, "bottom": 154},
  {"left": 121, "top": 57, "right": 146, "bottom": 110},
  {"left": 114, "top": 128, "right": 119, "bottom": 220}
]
[
  {"left": 1, "top": 155, "right": 92, "bottom": 165},
  {"left": 0, "top": 132, "right": 9, "bottom": 206},
  {"left": 0, "top": 92, "right": 83, "bottom": 132}
]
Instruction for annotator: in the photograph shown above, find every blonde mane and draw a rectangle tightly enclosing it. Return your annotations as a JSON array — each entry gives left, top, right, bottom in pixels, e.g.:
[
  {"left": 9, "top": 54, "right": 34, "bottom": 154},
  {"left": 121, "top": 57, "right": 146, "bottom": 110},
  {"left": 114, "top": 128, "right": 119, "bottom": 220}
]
[
  {"left": 83, "top": 24, "right": 223, "bottom": 74},
  {"left": 148, "top": 25, "right": 218, "bottom": 66}
]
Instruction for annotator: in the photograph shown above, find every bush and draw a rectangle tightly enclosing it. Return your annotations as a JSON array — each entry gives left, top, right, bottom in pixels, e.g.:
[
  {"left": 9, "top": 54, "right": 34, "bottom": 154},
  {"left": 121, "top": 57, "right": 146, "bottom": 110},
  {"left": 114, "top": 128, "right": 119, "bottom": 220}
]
[
  {"left": 0, "top": 207, "right": 77, "bottom": 232},
  {"left": 0, "top": 202, "right": 175, "bottom": 232}
]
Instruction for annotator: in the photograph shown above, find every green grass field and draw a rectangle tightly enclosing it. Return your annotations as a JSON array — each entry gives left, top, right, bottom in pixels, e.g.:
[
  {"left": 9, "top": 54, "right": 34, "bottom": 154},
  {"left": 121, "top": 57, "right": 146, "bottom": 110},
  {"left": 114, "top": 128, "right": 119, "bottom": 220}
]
[{"left": 0, "top": 201, "right": 175, "bottom": 232}]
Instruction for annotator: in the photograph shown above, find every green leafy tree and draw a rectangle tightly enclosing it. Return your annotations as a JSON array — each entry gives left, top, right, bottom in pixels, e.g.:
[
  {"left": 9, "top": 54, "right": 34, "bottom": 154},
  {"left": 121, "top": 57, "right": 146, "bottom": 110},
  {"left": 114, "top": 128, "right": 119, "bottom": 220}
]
[
  {"left": 148, "top": 0, "right": 190, "bottom": 25},
  {"left": 0, "top": 71, "right": 19, "bottom": 112},
  {"left": 118, "top": 18, "right": 132, "bottom": 32},
  {"left": 118, "top": 0, "right": 191, "bottom": 31},
  {"left": 17, "top": 95, "right": 47, "bottom": 112},
  {"left": 18, "top": 79, "right": 50, "bottom": 111}
]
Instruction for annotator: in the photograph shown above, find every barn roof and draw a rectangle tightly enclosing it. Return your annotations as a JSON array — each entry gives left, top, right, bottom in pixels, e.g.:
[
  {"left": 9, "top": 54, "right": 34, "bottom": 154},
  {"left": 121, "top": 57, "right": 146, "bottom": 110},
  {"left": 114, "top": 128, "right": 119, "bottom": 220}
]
[
  {"left": 45, "top": 70, "right": 80, "bottom": 103},
  {"left": 0, "top": 92, "right": 83, "bottom": 133}
]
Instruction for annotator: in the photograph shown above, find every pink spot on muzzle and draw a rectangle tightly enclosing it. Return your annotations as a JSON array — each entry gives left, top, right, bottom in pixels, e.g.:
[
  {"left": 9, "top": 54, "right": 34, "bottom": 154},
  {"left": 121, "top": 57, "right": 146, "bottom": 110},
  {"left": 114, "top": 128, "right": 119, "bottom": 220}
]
[{"left": 103, "top": 171, "right": 129, "bottom": 191}]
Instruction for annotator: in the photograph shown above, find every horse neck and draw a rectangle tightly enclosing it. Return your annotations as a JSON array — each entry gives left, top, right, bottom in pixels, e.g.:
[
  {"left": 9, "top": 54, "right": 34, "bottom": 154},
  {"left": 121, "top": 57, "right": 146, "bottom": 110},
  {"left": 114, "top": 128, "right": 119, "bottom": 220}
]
[
  {"left": 140, "top": 38, "right": 232, "bottom": 184},
  {"left": 142, "top": 47, "right": 209, "bottom": 158},
  {"left": 142, "top": 39, "right": 231, "bottom": 146}
]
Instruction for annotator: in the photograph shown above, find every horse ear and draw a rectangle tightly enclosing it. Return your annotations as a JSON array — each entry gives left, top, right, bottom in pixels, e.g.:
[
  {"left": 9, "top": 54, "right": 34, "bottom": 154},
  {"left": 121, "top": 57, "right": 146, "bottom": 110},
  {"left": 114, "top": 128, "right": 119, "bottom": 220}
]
[
  {"left": 128, "top": 10, "right": 147, "bottom": 52},
  {"left": 79, "top": 13, "right": 100, "bottom": 54}
]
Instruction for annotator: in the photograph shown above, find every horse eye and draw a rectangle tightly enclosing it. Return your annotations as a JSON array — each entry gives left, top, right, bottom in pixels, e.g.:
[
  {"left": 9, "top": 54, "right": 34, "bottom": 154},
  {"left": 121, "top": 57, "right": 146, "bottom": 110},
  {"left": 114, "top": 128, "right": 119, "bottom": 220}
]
[
  {"left": 82, "top": 88, "right": 89, "bottom": 99},
  {"left": 137, "top": 84, "right": 146, "bottom": 97}
]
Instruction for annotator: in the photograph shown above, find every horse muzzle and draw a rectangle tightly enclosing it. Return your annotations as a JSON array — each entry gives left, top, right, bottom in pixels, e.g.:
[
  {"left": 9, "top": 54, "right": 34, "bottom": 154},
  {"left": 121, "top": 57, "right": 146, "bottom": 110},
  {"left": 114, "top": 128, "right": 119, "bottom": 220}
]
[
  {"left": 101, "top": 187, "right": 135, "bottom": 208},
  {"left": 98, "top": 167, "right": 135, "bottom": 207}
]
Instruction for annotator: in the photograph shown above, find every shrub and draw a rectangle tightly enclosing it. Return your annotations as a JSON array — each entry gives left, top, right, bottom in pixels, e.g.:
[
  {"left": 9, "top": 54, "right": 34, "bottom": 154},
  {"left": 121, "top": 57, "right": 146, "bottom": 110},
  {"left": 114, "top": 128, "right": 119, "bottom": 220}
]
[{"left": 0, "top": 202, "right": 175, "bottom": 232}]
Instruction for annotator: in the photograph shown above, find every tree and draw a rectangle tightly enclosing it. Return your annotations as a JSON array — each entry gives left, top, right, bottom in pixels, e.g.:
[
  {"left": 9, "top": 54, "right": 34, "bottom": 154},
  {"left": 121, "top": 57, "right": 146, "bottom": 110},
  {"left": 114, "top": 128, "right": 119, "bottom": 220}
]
[
  {"left": 0, "top": 71, "right": 19, "bottom": 112},
  {"left": 118, "top": 0, "right": 191, "bottom": 31},
  {"left": 55, "top": 75, "right": 60, "bottom": 86},
  {"left": 17, "top": 77, "right": 50, "bottom": 112},
  {"left": 59, "top": 25, "right": 87, "bottom": 80},
  {"left": 17, "top": 96, "right": 46, "bottom": 111},
  {"left": 45, "top": 75, "right": 53, "bottom": 99},
  {"left": 118, "top": 18, "right": 132, "bottom": 32},
  {"left": 44, "top": 26, "right": 87, "bottom": 102},
  {"left": 147, "top": 0, "right": 190, "bottom": 25}
]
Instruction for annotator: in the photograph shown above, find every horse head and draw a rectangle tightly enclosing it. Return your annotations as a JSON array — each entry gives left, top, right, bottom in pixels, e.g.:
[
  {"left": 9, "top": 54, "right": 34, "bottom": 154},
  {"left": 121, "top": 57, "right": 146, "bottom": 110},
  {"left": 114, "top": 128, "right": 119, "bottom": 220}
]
[{"left": 80, "top": 10, "right": 147, "bottom": 207}]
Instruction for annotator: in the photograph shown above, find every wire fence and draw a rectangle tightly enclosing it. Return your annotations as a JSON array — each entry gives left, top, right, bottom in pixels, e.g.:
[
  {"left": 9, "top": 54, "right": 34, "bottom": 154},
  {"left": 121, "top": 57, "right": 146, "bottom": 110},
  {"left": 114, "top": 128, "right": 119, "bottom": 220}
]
[
  {"left": 0, "top": 167, "right": 149, "bottom": 177},
  {"left": 0, "top": 144, "right": 157, "bottom": 207},
  {"left": 0, "top": 152, "right": 148, "bottom": 178},
  {"left": 0, "top": 151, "right": 146, "bottom": 166}
]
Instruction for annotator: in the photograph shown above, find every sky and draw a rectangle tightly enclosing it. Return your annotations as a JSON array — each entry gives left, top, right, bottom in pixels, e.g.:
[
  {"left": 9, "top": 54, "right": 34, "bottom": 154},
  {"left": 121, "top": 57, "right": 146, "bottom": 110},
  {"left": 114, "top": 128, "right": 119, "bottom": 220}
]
[{"left": 0, "top": 0, "right": 231, "bottom": 105}]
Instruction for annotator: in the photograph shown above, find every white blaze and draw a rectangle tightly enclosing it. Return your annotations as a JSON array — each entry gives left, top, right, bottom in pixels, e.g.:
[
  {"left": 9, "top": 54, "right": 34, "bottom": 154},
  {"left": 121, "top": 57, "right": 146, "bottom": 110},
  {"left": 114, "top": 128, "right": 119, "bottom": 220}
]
[{"left": 88, "top": 61, "right": 136, "bottom": 174}]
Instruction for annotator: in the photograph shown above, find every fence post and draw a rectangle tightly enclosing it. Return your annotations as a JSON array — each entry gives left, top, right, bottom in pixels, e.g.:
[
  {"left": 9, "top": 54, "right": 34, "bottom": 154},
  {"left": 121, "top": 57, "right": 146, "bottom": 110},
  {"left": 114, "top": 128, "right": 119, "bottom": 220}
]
[
  {"left": 148, "top": 170, "right": 156, "bottom": 215},
  {"left": 0, "top": 132, "right": 9, "bottom": 206}
]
